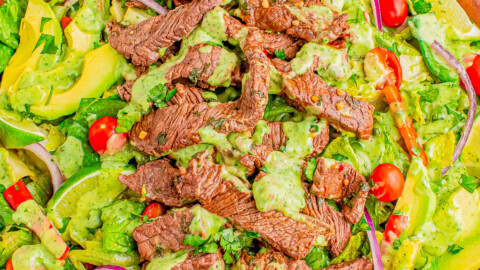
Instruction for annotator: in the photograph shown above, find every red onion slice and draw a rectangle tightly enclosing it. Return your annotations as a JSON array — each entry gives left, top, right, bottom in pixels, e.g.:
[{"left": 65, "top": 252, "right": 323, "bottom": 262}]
[
  {"left": 23, "top": 143, "right": 64, "bottom": 192},
  {"left": 135, "top": 0, "right": 168, "bottom": 14},
  {"left": 364, "top": 208, "right": 383, "bottom": 270},
  {"left": 95, "top": 266, "right": 127, "bottom": 270},
  {"left": 370, "top": 0, "right": 383, "bottom": 31},
  {"left": 431, "top": 41, "right": 478, "bottom": 175}
]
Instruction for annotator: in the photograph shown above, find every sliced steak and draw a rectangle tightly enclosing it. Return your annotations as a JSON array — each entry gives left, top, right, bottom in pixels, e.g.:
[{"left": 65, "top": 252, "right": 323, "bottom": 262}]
[
  {"left": 311, "top": 158, "right": 369, "bottom": 224},
  {"left": 236, "top": 250, "right": 312, "bottom": 270},
  {"left": 224, "top": 15, "right": 302, "bottom": 60},
  {"left": 118, "top": 159, "right": 189, "bottom": 207},
  {"left": 167, "top": 84, "right": 205, "bottom": 106},
  {"left": 173, "top": 249, "right": 225, "bottom": 269},
  {"left": 133, "top": 208, "right": 193, "bottom": 260},
  {"left": 281, "top": 71, "right": 373, "bottom": 139},
  {"left": 118, "top": 65, "right": 150, "bottom": 102},
  {"left": 271, "top": 58, "right": 292, "bottom": 73},
  {"left": 322, "top": 258, "right": 373, "bottom": 270},
  {"left": 238, "top": 0, "right": 349, "bottom": 43},
  {"left": 107, "top": 0, "right": 221, "bottom": 66},
  {"left": 303, "top": 192, "right": 351, "bottom": 256},
  {"left": 130, "top": 31, "right": 270, "bottom": 155}
]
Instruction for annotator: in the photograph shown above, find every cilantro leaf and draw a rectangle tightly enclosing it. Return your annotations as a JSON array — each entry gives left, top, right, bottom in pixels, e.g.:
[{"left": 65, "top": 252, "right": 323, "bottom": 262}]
[
  {"left": 40, "top": 17, "right": 52, "bottom": 32},
  {"left": 274, "top": 49, "right": 286, "bottom": 60},
  {"left": 34, "top": 34, "right": 58, "bottom": 54},
  {"left": 304, "top": 158, "right": 317, "bottom": 182},
  {"left": 165, "top": 88, "right": 177, "bottom": 101},
  {"left": 220, "top": 228, "right": 256, "bottom": 264},
  {"left": 332, "top": 153, "right": 348, "bottom": 162},
  {"left": 447, "top": 244, "right": 463, "bottom": 254},
  {"left": 459, "top": 174, "right": 479, "bottom": 194},
  {"left": 147, "top": 84, "right": 167, "bottom": 107},
  {"left": 413, "top": 0, "right": 432, "bottom": 14}
]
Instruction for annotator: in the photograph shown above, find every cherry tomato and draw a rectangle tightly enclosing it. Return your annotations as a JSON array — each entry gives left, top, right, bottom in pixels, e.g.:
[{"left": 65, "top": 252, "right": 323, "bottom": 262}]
[
  {"left": 6, "top": 258, "right": 13, "bottom": 270},
  {"left": 466, "top": 54, "right": 480, "bottom": 95},
  {"left": 82, "top": 263, "right": 95, "bottom": 270},
  {"left": 88, "top": 116, "right": 127, "bottom": 155},
  {"left": 369, "top": 163, "right": 405, "bottom": 202},
  {"left": 142, "top": 203, "right": 165, "bottom": 220},
  {"left": 61, "top": 16, "right": 72, "bottom": 30},
  {"left": 367, "top": 47, "right": 403, "bottom": 89},
  {"left": 379, "top": 0, "right": 408, "bottom": 28},
  {"left": 383, "top": 214, "right": 408, "bottom": 243},
  {"left": 263, "top": 49, "right": 274, "bottom": 59}
]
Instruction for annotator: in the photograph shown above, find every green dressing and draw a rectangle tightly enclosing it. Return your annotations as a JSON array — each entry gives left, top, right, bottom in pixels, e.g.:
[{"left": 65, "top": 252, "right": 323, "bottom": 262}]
[
  {"left": 146, "top": 250, "right": 191, "bottom": 270},
  {"left": 189, "top": 205, "right": 226, "bottom": 239}
]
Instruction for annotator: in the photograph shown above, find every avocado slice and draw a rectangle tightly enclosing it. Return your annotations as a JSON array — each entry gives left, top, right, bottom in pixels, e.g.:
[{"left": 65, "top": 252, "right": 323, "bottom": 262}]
[
  {"left": 0, "top": 0, "right": 62, "bottom": 95},
  {"left": 437, "top": 234, "right": 480, "bottom": 270},
  {"left": 29, "top": 44, "right": 127, "bottom": 120}
]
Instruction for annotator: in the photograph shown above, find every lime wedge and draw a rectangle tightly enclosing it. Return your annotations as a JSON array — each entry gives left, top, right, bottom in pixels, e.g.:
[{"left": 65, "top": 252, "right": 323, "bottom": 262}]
[
  {"left": 461, "top": 114, "right": 480, "bottom": 178},
  {"left": 46, "top": 165, "right": 135, "bottom": 230},
  {"left": 427, "top": 0, "right": 480, "bottom": 34},
  {"left": 0, "top": 109, "right": 46, "bottom": 148}
]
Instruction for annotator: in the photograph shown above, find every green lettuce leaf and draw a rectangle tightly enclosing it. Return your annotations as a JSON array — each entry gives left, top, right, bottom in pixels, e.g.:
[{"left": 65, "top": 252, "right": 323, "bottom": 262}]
[
  {"left": 0, "top": 0, "right": 27, "bottom": 49},
  {"left": 0, "top": 43, "right": 13, "bottom": 73}
]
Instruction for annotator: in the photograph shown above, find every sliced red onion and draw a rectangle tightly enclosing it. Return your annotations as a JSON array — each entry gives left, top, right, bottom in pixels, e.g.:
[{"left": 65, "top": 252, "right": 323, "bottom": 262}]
[
  {"left": 431, "top": 41, "right": 477, "bottom": 175},
  {"left": 23, "top": 143, "right": 64, "bottom": 192},
  {"left": 364, "top": 209, "right": 383, "bottom": 270},
  {"left": 135, "top": 0, "right": 168, "bottom": 14},
  {"left": 95, "top": 266, "right": 127, "bottom": 270},
  {"left": 395, "top": 19, "right": 409, "bottom": 33},
  {"left": 370, "top": 0, "right": 383, "bottom": 31}
]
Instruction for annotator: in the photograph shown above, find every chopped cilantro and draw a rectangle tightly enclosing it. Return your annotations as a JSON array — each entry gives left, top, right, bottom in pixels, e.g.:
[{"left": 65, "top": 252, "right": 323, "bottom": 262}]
[
  {"left": 147, "top": 84, "right": 167, "bottom": 107},
  {"left": 459, "top": 174, "right": 479, "bottom": 194},
  {"left": 304, "top": 158, "right": 317, "bottom": 182},
  {"left": 165, "top": 88, "right": 177, "bottom": 101},
  {"left": 279, "top": 146, "right": 286, "bottom": 153},
  {"left": 220, "top": 228, "right": 256, "bottom": 264},
  {"left": 332, "top": 153, "right": 348, "bottom": 162},
  {"left": 447, "top": 244, "right": 463, "bottom": 254},
  {"left": 184, "top": 234, "right": 207, "bottom": 246},
  {"left": 274, "top": 49, "right": 286, "bottom": 60},
  {"left": 40, "top": 17, "right": 52, "bottom": 32},
  {"left": 184, "top": 235, "right": 219, "bottom": 255},
  {"left": 34, "top": 34, "right": 59, "bottom": 54},
  {"left": 413, "top": 0, "right": 432, "bottom": 14}
]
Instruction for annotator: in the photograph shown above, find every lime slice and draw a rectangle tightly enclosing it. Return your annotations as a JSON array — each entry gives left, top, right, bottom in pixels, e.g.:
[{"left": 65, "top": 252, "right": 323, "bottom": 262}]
[
  {"left": 46, "top": 165, "right": 135, "bottom": 230},
  {"left": 427, "top": 0, "right": 480, "bottom": 34},
  {"left": 0, "top": 109, "right": 46, "bottom": 148},
  {"left": 461, "top": 114, "right": 480, "bottom": 178}
]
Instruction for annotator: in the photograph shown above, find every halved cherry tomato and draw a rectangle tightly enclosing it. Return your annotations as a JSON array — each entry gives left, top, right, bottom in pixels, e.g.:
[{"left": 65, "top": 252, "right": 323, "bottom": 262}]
[
  {"left": 88, "top": 116, "right": 127, "bottom": 155},
  {"left": 3, "top": 180, "right": 33, "bottom": 210},
  {"left": 466, "top": 54, "right": 480, "bottom": 95},
  {"left": 383, "top": 214, "right": 408, "bottom": 243},
  {"left": 142, "top": 203, "right": 165, "bottom": 220},
  {"left": 369, "top": 163, "right": 405, "bottom": 202},
  {"left": 379, "top": 0, "right": 408, "bottom": 28},
  {"left": 6, "top": 258, "right": 13, "bottom": 270},
  {"left": 263, "top": 49, "right": 274, "bottom": 59},
  {"left": 367, "top": 47, "right": 403, "bottom": 89},
  {"left": 60, "top": 16, "right": 72, "bottom": 30}
]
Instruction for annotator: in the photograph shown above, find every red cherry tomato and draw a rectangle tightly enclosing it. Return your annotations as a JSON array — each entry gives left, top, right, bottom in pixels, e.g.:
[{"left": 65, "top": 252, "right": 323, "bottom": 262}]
[
  {"left": 369, "top": 163, "right": 405, "bottom": 202},
  {"left": 383, "top": 214, "right": 408, "bottom": 243},
  {"left": 367, "top": 47, "right": 403, "bottom": 89},
  {"left": 142, "top": 203, "right": 165, "bottom": 220},
  {"left": 61, "top": 16, "right": 72, "bottom": 30},
  {"left": 88, "top": 116, "right": 127, "bottom": 155},
  {"left": 379, "top": 0, "right": 408, "bottom": 28},
  {"left": 466, "top": 54, "right": 480, "bottom": 95},
  {"left": 6, "top": 258, "right": 13, "bottom": 270}
]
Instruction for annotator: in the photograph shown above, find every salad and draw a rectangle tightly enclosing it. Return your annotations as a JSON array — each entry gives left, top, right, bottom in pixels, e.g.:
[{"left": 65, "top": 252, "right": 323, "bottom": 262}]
[{"left": 0, "top": 0, "right": 480, "bottom": 268}]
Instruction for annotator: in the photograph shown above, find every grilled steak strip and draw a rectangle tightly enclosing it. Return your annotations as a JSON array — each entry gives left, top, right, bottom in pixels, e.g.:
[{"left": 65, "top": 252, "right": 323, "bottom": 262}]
[
  {"left": 236, "top": 250, "right": 312, "bottom": 270},
  {"left": 322, "top": 258, "right": 373, "bottom": 270},
  {"left": 311, "top": 158, "right": 369, "bottom": 224},
  {"left": 107, "top": 0, "right": 221, "bottom": 66},
  {"left": 129, "top": 30, "right": 270, "bottom": 156},
  {"left": 281, "top": 71, "right": 374, "bottom": 139},
  {"left": 303, "top": 192, "right": 351, "bottom": 256}
]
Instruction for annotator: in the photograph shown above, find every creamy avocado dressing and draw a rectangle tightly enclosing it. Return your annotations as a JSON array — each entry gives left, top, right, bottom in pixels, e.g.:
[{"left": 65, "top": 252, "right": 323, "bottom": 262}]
[
  {"left": 169, "top": 144, "right": 213, "bottom": 167},
  {"left": 287, "top": 5, "right": 333, "bottom": 34},
  {"left": 252, "top": 151, "right": 305, "bottom": 215},
  {"left": 54, "top": 136, "right": 85, "bottom": 178},
  {"left": 189, "top": 205, "right": 226, "bottom": 239},
  {"left": 291, "top": 43, "right": 351, "bottom": 82},
  {"left": 252, "top": 120, "right": 269, "bottom": 145},
  {"left": 283, "top": 116, "right": 326, "bottom": 158},
  {"left": 12, "top": 244, "right": 63, "bottom": 270}
]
